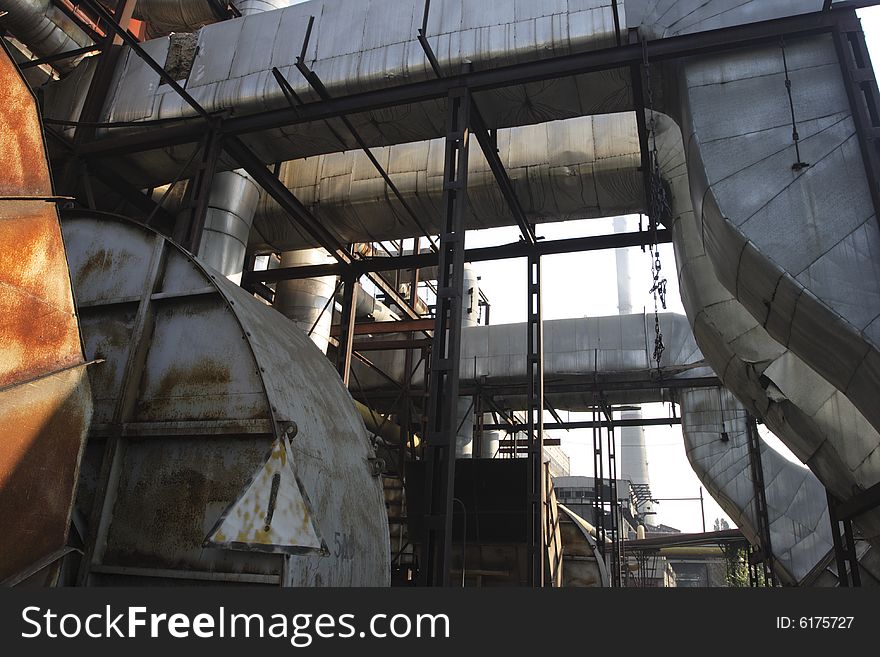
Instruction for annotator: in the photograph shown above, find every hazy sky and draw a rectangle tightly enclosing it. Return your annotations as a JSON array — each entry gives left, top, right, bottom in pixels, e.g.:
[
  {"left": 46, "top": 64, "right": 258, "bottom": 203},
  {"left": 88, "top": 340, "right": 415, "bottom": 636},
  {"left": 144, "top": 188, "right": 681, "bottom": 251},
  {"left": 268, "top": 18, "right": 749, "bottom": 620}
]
[{"left": 463, "top": 7, "right": 880, "bottom": 533}]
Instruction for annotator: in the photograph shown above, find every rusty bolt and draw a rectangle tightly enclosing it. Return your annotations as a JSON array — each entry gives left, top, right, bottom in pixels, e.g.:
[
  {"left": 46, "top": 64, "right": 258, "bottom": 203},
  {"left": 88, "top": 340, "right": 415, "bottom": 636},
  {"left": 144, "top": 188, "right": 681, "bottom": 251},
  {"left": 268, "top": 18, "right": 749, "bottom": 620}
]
[{"left": 285, "top": 422, "right": 298, "bottom": 438}]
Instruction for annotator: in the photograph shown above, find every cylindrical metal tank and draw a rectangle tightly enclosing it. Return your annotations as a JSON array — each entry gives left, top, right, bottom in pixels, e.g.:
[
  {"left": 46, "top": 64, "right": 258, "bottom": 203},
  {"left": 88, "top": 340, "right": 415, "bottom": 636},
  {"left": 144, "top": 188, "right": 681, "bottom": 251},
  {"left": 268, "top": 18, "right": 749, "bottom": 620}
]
[{"left": 60, "top": 210, "right": 389, "bottom": 586}]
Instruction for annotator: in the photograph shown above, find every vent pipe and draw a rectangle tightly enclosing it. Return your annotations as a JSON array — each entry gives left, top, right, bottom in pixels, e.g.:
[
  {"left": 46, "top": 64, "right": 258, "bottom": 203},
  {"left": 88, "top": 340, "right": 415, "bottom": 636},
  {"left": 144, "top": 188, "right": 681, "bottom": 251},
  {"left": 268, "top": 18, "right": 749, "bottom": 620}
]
[{"left": 194, "top": 169, "right": 260, "bottom": 282}]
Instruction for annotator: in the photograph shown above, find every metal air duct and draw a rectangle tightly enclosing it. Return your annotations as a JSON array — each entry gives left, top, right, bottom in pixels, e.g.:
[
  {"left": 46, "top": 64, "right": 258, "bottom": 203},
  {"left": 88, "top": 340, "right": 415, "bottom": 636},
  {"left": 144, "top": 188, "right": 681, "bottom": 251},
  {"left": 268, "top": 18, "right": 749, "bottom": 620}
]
[
  {"left": 0, "top": 0, "right": 93, "bottom": 73},
  {"left": 274, "top": 247, "right": 337, "bottom": 354},
  {"left": 194, "top": 168, "right": 261, "bottom": 281}
]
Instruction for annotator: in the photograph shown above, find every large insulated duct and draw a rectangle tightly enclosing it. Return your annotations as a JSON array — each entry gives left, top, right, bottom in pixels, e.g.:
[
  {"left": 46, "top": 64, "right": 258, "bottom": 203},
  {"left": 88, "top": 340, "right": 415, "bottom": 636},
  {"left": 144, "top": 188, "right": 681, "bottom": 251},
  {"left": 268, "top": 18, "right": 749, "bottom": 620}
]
[
  {"left": 60, "top": 210, "right": 389, "bottom": 586},
  {"left": 0, "top": 0, "right": 93, "bottom": 73},
  {"left": 253, "top": 115, "right": 642, "bottom": 251},
  {"left": 680, "top": 388, "right": 838, "bottom": 586},
  {"left": 133, "top": 0, "right": 295, "bottom": 38},
  {"left": 650, "top": 95, "right": 880, "bottom": 547},
  {"left": 75, "top": 0, "right": 629, "bottom": 190},
  {"left": 70, "top": 1, "right": 844, "bottom": 193},
  {"left": 194, "top": 168, "right": 260, "bottom": 281},
  {"left": 274, "top": 247, "right": 337, "bottom": 354},
  {"left": 667, "top": 35, "right": 880, "bottom": 511},
  {"left": 132, "top": 0, "right": 220, "bottom": 37}
]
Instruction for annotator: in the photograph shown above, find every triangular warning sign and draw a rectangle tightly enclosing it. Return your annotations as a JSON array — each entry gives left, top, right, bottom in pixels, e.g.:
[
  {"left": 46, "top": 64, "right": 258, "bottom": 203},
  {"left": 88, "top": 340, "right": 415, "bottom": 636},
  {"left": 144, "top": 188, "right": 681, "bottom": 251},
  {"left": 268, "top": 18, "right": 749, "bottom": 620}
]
[{"left": 205, "top": 437, "right": 326, "bottom": 555}]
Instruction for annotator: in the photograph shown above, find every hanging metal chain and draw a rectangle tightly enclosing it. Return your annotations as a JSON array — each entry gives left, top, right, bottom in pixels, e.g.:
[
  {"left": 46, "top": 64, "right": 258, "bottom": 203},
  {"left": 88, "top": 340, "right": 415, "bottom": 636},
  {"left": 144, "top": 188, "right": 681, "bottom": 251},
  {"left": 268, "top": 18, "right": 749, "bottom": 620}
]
[{"left": 641, "top": 38, "right": 668, "bottom": 375}]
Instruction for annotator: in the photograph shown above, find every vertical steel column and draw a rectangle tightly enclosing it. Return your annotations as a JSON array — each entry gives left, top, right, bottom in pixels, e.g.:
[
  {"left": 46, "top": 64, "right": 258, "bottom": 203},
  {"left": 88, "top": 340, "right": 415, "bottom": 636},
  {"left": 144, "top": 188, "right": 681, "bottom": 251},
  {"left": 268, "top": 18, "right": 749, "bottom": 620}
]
[
  {"left": 174, "top": 127, "right": 224, "bottom": 255},
  {"left": 827, "top": 492, "right": 862, "bottom": 587},
  {"left": 592, "top": 404, "right": 605, "bottom": 556},
  {"left": 526, "top": 251, "right": 544, "bottom": 586},
  {"left": 842, "top": 517, "right": 862, "bottom": 587},
  {"left": 473, "top": 393, "right": 484, "bottom": 459},
  {"left": 604, "top": 408, "right": 620, "bottom": 587},
  {"left": 336, "top": 272, "right": 359, "bottom": 387},
  {"left": 745, "top": 414, "right": 777, "bottom": 586},
  {"left": 420, "top": 87, "right": 471, "bottom": 587},
  {"left": 833, "top": 13, "right": 880, "bottom": 226}
]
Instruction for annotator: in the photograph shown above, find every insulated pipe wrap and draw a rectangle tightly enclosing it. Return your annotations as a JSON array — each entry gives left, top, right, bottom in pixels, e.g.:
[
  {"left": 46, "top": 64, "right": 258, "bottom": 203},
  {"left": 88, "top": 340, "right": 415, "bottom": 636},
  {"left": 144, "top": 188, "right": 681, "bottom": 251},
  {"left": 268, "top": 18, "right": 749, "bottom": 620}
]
[
  {"left": 0, "top": 0, "right": 92, "bottom": 73},
  {"left": 196, "top": 169, "right": 260, "bottom": 279},
  {"left": 274, "top": 248, "right": 337, "bottom": 354}
]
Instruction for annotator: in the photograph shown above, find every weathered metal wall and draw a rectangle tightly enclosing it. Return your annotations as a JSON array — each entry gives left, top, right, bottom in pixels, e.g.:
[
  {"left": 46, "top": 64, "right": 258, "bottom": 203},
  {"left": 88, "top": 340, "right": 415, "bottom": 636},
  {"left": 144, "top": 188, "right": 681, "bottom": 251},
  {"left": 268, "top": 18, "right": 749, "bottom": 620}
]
[
  {"left": 61, "top": 212, "right": 389, "bottom": 586},
  {"left": 0, "top": 41, "right": 92, "bottom": 585}
]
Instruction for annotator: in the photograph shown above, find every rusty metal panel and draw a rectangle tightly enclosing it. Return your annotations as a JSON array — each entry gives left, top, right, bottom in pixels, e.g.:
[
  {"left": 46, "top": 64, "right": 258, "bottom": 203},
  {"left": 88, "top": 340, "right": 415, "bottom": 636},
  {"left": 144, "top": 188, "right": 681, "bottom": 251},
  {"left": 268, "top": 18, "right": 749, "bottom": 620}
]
[
  {"left": 220, "top": 277, "right": 392, "bottom": 586},
  {"left": 0, "top": 205, "right": 85, "bottom": 387},
  {"left": 77, "top": 308, "right": 137, "bottom": 425},
  {"left": 0, "top": 367, "right": 92, "bottom": 584},
  {"left": 134, "top": 296, "right": 267, "bottom": 422},
  {"left": 60, "top": 213, "right": 389, "bottom": 586},
  {"left": 99, "top": 435, "right": 282, "bottom": 577},
  {"left": 63, "top": 218, "right": 157, "bottom": 305},
  {"left": 0, "top": 43, "right": 92, "bottom": 584},
  {"left": 0, "top": 49, "right": 50, "bottom": 199}
]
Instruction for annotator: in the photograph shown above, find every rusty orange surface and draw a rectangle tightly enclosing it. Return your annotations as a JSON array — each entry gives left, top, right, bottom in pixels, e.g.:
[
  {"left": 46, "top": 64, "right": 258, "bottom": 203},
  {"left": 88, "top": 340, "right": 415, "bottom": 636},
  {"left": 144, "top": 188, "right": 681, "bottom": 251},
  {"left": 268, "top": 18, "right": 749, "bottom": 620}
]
[
  {"left": 0, "top": 43, "right": 51, "bottom": 198},
  {"left": 0, "top": 204, "right": 85, "bottom": 389},
  {"left": 0, "top": 367, "right": 91, "bottom": 582},
  {"left": 0, "top": 43, "right": 92, "bottom": 583}
]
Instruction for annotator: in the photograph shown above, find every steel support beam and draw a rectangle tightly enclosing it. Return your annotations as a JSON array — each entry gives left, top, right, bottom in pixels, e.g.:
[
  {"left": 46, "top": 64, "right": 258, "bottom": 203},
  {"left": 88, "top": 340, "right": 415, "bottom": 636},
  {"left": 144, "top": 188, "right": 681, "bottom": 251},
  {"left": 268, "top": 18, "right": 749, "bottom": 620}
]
[
  {"left": 244, "top": 229, "right": 672, "bottom": 284},
  {"left": 331, "top": 318, "right": 434, "bottom": 336},
  {"left": 356, "top": 376, "right": 721, "bottom": 405},
  {"left": 600, "top": 400, "right": 621, "bottom": 587},
  {"left": 832, "top": 13, "right": 880, "bottom": 227},
  {"left": 482, "top": 417, "right": 683, "bottom": 432},
  {"left": 827, "top": 491, "right": 863, "bottom": 586},
  {"left": 470, "top": 103, "right": 536, "bottom": 244},
  {"left": 592, "top": 405, "right": 605, "bottom": 559},
  {"left": 420, "top": 87, "right": 470, "bottom": 587},
  {"left": 525, "top": 252, "right": 544, "bottom": 586},
  {"left": 174, "top": 128, "right": 223, "bottom": 254},
  {"left": 745, "top": 414, "right": 777, "bottom": 586},
  {"left": 292, "top": 48, "right": 438, "bottom": 249},
  {"left": 19, "top": 44, "right": 101, "bottom": 69}
]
